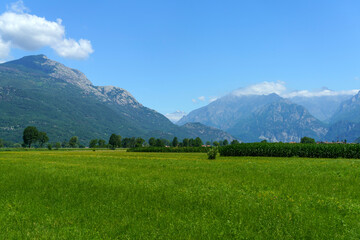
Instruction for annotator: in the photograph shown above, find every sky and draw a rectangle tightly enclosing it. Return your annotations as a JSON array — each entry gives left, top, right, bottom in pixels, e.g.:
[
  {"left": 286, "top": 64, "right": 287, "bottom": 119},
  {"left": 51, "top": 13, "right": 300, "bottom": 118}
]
[{"left": 0, "top": 0, "right": 360, "bottom": 121}]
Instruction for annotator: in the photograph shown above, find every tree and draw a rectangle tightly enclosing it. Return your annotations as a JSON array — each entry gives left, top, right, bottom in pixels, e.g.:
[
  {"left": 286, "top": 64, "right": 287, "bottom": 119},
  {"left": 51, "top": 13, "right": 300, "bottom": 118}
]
[
  {"left": 98, "top": 139, "right": 106, "bottom": 148},
  {"left": 89, "top": 139, "right": 98, "bottom": 148},
  {"left": 0, "top": 139, "right": 3, "bottom": 148},
  {"left": 37, "top": 131, "right": 49, "bottom": 147},
  {"left": 121, "top": 138, "right": 130, "bottom": 148},
  {"left": 172, "top": 137, "right": 179, "bottom": 147},
  {"left": 194, "top": 137, "right": 203, "bottom": 147},
  {"left": 223, "top": 139, "right": 229, "bottom": 146},
  {"left": 300, "top": 136, "right": 315, "bottom": 144},
  {"left": 61, "top": 140, "right": 69, "bottom": 148},
  {"left": 23, "top": 126, "right": 39, "bottom": 148},
  {"left": 231, "top": 140, "right": 240, "bottom": 145},
  {"left": 182, "top": 138, "right": 189, "bottom": 147},
  {"left": 213, "top": 141, "right": 220, "bottom": 147},
  {"left": 55, "top": 142, "right": 61, "bottom": 150},
  {"left": 69, "top": 136, "right": 79, "bottom": 148},
  {"left": 162, "top": 139, "right": 170, "bottom": 147},
  {"left": 135, "top": 137, "right": 145, "bottom": 147},
  {"left": 149, "top": 137, "right": 156, "bottom": 147},
  {"left": 109, "top": 134, "right": 121, "bottom": 149},
  {"left": 206, "top": 141, "right": 211, "bottom": 146},
  {"left": 155, "top": 139, "right": 165, "bottom": 147}
]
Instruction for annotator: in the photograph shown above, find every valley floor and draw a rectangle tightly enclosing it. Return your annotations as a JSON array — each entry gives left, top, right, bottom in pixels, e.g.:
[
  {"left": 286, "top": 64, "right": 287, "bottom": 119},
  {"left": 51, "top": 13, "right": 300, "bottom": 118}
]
[{"left": 0, "top": 150, "right": 359, "bottom": 239}]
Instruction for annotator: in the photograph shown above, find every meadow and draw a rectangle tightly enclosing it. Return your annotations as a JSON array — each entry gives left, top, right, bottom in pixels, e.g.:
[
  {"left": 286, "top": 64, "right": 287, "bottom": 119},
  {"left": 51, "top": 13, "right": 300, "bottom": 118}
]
[{"left": 0, "top": 150, "right": 360, "bottom": 239}]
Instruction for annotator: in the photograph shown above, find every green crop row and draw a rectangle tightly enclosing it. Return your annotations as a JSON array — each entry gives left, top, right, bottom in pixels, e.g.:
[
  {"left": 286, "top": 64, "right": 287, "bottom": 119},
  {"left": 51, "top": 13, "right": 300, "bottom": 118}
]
[
  {"left": 127, "top": 147, "right": 211, "bottom": 153},
  {"left": 219, "top": 143, "right": 360, "bottom": 159}
]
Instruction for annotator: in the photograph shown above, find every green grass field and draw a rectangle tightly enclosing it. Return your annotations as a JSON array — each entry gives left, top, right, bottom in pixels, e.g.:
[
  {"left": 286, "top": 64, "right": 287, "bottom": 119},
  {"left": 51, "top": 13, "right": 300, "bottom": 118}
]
[{"left": 1, "top": 150, "right": 360, "bottom": 239}]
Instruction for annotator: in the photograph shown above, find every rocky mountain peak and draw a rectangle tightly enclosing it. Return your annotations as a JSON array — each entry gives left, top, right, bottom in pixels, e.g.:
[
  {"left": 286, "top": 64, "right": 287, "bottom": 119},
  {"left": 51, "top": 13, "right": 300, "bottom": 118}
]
[
  {"left": 95, "top": 86, "right": 142, "bottom": 107},
  {"left": 3, "top": 54, "right": 93, "bottom": 88},
  {"left": 0, "top": 55, "right": 144, "bottom": 109}
]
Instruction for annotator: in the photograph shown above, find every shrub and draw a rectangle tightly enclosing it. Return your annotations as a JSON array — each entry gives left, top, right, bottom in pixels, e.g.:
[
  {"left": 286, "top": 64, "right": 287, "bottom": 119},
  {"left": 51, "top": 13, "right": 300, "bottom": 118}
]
[
  {"left": 13, "top": 143, "right": 22, "bottom": 148},
  {"left": 207, "top": 147, "right": 218, "bottom": 160},
  {"left": 300, "top": 137, "right": 316, "bottom": 144},
  {"left": 47, "top": 144, "right": 52, "bottom": 150},
  {"left": 219, "top": 143, "right": 360, "bottom": 159},
  {"left": 55, "top": 142, "right": 61, "bottom": 150},
  {"left": 127, "top": 147, "right": 210, "bottom": 153}
]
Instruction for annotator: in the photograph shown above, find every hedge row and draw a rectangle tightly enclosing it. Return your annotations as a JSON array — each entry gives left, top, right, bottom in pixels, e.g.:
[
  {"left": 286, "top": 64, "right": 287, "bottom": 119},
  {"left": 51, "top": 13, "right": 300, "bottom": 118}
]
[
  {"left": 127, "top": 147, "right": 211, "bottom": 153},
  {"left": 219, "top": 143, "right": 360, "bottom": 159}
]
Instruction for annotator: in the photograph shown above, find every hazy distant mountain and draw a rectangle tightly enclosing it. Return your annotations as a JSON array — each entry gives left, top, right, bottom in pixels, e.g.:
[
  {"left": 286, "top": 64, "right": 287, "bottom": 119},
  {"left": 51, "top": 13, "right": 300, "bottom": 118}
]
[
  {"left": 180, "top": 122, "right": 235, "bottom": 142},
  {"left": 325, "top": 121, "right": 360, "bottom": 142},
  {"left": 165, "top": 110, "right": 187, "bottom": 123},
  {"left": 0, "top": 55, "right": 233, "bottom": 143},
  {"left": 324, "top": 91, "right": 360, "bottom": 142},
  {"left": 289, "top": 95, "right": 352, "bottom": 122},
  {"left": 178, "top": 94, "right": 282, "bottom": 130},
  {"left": 329, "top": 91, "right": 360, "bottom": 123},
  {"left": 178, "top": 93, "right": 327, "bottom": 142}
]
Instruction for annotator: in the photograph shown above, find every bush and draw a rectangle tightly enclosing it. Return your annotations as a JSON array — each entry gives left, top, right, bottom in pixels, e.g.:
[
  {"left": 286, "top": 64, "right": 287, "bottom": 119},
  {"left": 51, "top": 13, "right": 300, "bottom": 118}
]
[
  {"left": 127, "top": 147, "right": 210, "bottom": 153},
  {"left": 207, "top": 147, "right": 218, "bottom": 160},
  {"left": 300, "top": 137, "right": 316, "bottom": 144},
  {"left": 55, "top": 142, "right": 61, "bottom": 150},
  {"left": 219, "top": 143, "right": 360, "bottom": 159},
  {"left": 13, "top": 143, "right": 22, "bottom": 148},
  {"left": 47, "top": 144, "right": 52, "bottom": 150}
]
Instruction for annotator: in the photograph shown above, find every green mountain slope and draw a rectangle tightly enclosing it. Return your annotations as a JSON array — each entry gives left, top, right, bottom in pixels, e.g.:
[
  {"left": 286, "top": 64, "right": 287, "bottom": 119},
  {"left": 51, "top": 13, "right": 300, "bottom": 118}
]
[{"left": 0, "top": 55, "right": 234, "bottom": 143}]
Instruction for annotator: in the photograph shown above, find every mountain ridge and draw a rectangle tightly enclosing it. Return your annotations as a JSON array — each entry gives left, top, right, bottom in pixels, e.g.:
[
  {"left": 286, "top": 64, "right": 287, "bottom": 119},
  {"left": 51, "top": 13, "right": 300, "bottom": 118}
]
[
  {"left": 0, "top": 55, "right": 235, "bottom": 143},
  {"left": 179, "top": 92, "right": 328, "bottom": 142}
]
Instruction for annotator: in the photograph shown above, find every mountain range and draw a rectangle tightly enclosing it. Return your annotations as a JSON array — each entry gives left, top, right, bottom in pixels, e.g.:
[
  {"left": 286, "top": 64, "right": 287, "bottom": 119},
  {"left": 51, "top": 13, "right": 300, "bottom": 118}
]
[
  {"left": 1, "top": 54, "right": 359, "bottom": 144},
  {"left": 289, "top": 94, "right": 353, "bottom": 122},
  {"left": 0, "top": 55, "right": 234, "bottom": 144},
  {"left": 178, "top": 90, "right": 360, "bottom": 142}
]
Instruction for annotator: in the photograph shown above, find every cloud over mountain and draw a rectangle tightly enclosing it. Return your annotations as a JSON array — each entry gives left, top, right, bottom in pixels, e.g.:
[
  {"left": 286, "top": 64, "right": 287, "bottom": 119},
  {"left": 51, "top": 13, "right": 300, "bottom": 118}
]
[
  {"left": 232, "top": 81, "right": 286, "bottom": 96},
  {"left": 0, "top": 1, "right": 93, "bottom": 60},
  {"left": 232, "top": 81, "right": 358, "bottom": 98}
]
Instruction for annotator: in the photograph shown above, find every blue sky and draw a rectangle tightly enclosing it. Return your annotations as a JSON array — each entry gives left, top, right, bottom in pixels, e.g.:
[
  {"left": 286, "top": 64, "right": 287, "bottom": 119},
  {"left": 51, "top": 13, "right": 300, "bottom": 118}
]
[{"left": 0, "top": 0, "right": 360, "bottom": 119}]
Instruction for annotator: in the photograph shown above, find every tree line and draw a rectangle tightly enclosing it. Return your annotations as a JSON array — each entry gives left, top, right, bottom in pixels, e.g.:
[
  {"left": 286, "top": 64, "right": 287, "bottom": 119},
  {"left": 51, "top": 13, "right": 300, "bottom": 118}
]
[
  {"left": 0, "top": 126, "right": 237, "bottom": 149},
  {"left": 0, "top": 126, "right": 322, "bottom": 150}
]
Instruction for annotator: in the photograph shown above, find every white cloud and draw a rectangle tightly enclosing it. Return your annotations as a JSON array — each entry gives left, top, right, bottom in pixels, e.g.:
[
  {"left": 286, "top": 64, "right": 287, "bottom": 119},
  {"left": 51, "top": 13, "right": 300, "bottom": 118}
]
[
  {"left": 165, "top": 110, "right": 187, "bottom": 123},
  {"left": 198, "top": 96, "right": 205, "bottom": 101},
  {"left": 192, "top": 96, "right": 212, "bottom": 104},
  {"left": 232, "top": 81, "right": 287, "bottom": 96},
  {"left": 0, "top": 2, "right": 93, "bottom": 60},
  {"left": 54, "top": 38, "right": 93, "bottom": 59},
  {"left": 284, "top": 89, "right": 359, "bottom": 98},
  {"left": 7, "top": 0, "right": 29, "bottom": 13},
  {"left": 232, "top": 81, "right": 359, "bottom": 98},
  {"left": 209, "top": 97, "right": 218, "bottom": 103},
  {"left": 0, "top": 38, "right": 10, "bottom": 59}
]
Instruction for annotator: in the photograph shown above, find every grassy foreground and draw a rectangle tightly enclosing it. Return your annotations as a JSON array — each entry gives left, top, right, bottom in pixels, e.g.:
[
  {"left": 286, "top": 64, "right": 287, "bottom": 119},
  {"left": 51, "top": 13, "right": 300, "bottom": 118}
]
[{"left": 0, "top": 151, "right": 360, "bottom": 239}]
